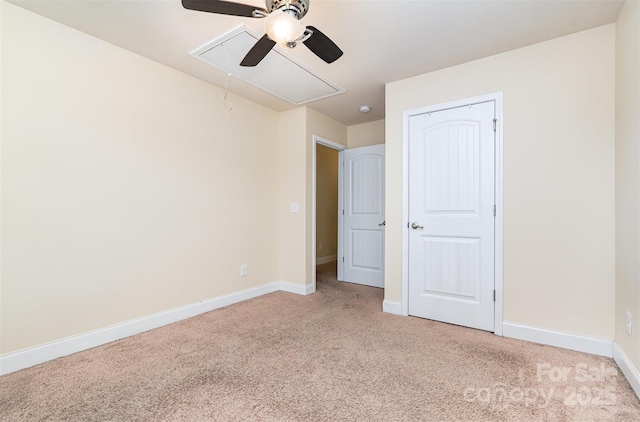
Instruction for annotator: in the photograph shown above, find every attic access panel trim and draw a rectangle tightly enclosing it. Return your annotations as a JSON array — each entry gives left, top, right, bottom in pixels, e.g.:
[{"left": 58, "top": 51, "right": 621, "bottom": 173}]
[{"left": 190, "top": 24, "right": 345, "bottom": 105}]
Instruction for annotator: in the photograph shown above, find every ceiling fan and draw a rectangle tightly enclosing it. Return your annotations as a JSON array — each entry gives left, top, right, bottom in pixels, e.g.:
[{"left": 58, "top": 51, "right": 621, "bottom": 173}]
[{"left": 182, "top": 0, "right": 343, "bottom": 67}]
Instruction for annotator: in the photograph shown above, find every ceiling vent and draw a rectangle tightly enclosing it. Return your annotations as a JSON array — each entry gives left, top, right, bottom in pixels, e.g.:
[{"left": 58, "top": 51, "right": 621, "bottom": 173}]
[{"left": 190, "top": 24, "right": 345, "bottom": 105}]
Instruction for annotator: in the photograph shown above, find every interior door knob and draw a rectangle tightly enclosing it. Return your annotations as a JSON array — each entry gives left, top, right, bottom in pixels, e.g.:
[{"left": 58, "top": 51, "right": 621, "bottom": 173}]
[{"left": 411, "top": 222, "right": 423, "bottom": 230}]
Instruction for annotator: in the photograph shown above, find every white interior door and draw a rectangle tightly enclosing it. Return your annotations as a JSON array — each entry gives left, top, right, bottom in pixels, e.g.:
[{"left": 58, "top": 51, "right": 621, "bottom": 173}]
[
  {"left": 340, "top": 144, "right": 385, "bottom": 288},
  {"left": 408, "top": 101, "right": 495, "bottom": 331}
]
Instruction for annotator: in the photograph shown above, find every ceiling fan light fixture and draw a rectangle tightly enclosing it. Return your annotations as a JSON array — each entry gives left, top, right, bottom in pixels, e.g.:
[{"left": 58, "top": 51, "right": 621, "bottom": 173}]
[
  {"left": 183, "top": 0, "right": 342, "bottom": 66},
  {"left": 264, "top": 9, "right": 305, "bottom": 45}
]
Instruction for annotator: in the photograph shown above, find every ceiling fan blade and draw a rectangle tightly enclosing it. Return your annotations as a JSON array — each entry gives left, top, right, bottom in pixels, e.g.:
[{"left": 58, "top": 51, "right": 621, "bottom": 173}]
[
  {"left": 182, "top": 0, "right": 267, "bottom": 17},
  {"left": 240, "top": 34, "right": 276, "bottom": 66},
  {"left": 303, "top": 26, "right": 343, "bottom": 64}
]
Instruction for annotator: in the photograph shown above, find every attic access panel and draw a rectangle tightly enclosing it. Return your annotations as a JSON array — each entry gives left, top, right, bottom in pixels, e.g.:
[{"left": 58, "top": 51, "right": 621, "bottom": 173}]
[{"left": 190, "top": 24, "right": 345, "bottom": 105}]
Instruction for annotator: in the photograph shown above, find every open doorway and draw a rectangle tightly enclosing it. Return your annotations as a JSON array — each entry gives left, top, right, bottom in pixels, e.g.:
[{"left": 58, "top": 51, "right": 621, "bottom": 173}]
[
  {"left": 312, "top": 135, "right": 345, "bottom": 291},
  {"left": 316, "top": 144, "right": 340, "bottom": 266},
  {"left": 313, "top": 136, "right": 386, "bottom": 292}
]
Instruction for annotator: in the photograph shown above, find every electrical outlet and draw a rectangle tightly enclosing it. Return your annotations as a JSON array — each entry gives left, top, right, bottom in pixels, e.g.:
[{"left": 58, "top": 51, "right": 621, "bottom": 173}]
[
  {"left": 240, "top": 264, "right": 248, "bottom": 277},
  {"left": 319, "top": 243, "right": 323, "bottom": 250},
  {"left": 626, "top": 311, "right": 632, "bottom": 336}
]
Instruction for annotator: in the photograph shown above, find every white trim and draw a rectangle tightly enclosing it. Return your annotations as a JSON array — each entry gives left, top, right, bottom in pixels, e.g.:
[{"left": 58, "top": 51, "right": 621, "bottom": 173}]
[
  {"left": 382, "top": 300, "right": 402, "bottom": 315},
  {"left": 401, "top": 108, "right": 410, "bottom": 316},
  {"left": 492, "top": 95, "right": 504, "bottom": 336},
  {"left": 401, "top": 92, "right": 504, "bottom": 334},
  {"left": 1, "top": 282, "right": 279, "bottom": 375},
  {"left": 0, "top": 281, "right": 315, "bottom": 376},
  {"left": 279, "top": 281, "right": 315, "bottom": 295},
  {"left": 337, "top": 151, "right": 345, "bottom": 281},
  {"left": 503, "top": 322, "right": 613, "bottom": 357},
  {"left": 316, "top": 254, "right": 337, "bottom": 265},
  {"left": 314, "top": 135, "right": 346, "bottom": 151},
  {"left": 613, "top": 341, "right": 640, "bottom": 400}
]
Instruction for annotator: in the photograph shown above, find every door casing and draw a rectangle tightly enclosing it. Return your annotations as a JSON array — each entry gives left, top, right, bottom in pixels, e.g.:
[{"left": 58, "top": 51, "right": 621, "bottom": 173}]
[
  {"left": 400, "top": 92, "right": 504, "bottom": 336},
  {"left": 312, "top": 135, "right": 346, "bottom": 291}
]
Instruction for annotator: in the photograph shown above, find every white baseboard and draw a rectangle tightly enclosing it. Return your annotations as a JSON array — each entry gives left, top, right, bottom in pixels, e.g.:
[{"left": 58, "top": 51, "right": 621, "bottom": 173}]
[
  {"left": 613, "top": 341, "right": 640, "bottom": 400},
  {"left": 382, "top": 300, "right": 402, "bottom": 315},
  {"left": 316, "top": 255, "right": 337, "bottom": 265},
  {"left": 502, "top": 322, "right": 613, "bottom": 357},
  {"left": 0, "top": 281, "right": 314, "bottom": 376},
  {"left": 279, "top": 281, "right": 315, "bottom": 296}
]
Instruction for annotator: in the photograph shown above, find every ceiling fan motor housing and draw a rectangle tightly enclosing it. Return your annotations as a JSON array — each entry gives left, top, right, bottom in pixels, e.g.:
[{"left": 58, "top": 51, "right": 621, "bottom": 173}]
[{"left": 266, "top": 0, "right": 309, "bottom": 19}]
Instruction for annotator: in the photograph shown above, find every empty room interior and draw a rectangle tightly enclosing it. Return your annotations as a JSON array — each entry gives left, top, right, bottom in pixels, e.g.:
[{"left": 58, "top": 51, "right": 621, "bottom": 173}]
[{"left": 1, "top": 0, "right": 640, "bottom": 420}]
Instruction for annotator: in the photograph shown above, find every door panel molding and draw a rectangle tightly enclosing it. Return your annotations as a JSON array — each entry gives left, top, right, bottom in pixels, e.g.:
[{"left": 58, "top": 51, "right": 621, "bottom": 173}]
[{"left": 400, "top": 92, "right": 504, "bottom": 336}]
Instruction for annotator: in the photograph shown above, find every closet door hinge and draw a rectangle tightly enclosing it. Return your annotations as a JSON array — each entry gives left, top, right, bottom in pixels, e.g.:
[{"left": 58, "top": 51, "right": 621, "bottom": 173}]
[
  {"left": 493, "top": 204, "right": 496, "bottom": 216},
  {"left": 493, "top": 118, "right": 497, "bottom": 132},
  {"left": 493, "top": 290, "right": 496, "bottom": 302}
]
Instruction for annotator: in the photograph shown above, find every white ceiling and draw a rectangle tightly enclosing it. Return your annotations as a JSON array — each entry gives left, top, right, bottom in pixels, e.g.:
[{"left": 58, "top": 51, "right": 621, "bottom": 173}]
[{"left": 8, "top": 0, "right": 624, "bottom": 126}]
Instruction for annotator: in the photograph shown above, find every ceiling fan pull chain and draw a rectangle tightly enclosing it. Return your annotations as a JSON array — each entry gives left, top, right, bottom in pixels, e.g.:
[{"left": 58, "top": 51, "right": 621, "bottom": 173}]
[
  {"left": 223, "top": 45, "right": 229, "bottom": 102},
  {"left": 223, "top": 45, "right": 233, "bottom": 111},
  {"left": 289, "top": 48, "right": 293, "bottom": 72}
]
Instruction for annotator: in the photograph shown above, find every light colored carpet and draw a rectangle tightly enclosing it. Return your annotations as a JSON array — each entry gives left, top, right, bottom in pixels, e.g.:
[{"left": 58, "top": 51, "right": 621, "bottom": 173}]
[{"left": 1, "top": 262, "right": 639, "bottom": 421}]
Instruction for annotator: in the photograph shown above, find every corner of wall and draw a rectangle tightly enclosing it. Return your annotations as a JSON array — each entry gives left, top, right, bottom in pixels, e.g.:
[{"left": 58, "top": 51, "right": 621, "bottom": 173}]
[
  {"left": 277, "top": 107, "right": 308, "bottom": 287},
  {"left": 614, "top": 0, "right": 640, "bottom": 374},
  {"left": 347, "top": 119, "right": 386, "bottom": 148}
]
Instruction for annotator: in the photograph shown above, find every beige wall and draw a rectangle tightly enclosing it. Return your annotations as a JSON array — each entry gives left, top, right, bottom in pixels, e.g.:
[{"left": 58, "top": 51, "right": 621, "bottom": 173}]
[
  {"left": 386, "top": 25, "right": 616, "bottom": 339},
  {"left": 615, "top": 0, "right": 640, "bottom": 369},
  {"left": 1, "top": 3, "right": 280, "bottom": 354},
  {"left": 278, "top": 108, "right": 307, "bottom": 285},
  {"left": 347, "top": 119, "right": 385, "bottom": 148},
  {"left": 316, "top": 145, "right": 339, "bottom": 260},
  {"left": 0, "top": 0, "right": 3, "bottom": 353}
]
